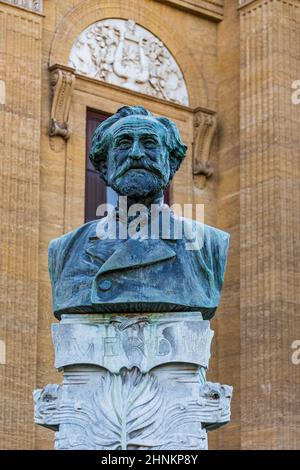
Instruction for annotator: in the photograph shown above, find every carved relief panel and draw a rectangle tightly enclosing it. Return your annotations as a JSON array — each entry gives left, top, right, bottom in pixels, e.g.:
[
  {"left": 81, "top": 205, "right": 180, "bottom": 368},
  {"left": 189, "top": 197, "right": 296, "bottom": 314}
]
[
  {"left": 69, "top": 19, "right": 189, "bottom": 106},
  {"left": 34, "top": 313, "right": 232, "bottom": 450}
]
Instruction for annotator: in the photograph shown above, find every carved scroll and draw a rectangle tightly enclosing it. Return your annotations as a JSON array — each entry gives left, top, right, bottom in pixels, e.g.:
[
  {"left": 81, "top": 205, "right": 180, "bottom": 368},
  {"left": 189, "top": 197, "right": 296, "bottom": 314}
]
[
  {"left": 49, "top": 66, "right": 75, "bottom": 140},
  {"left": 193, "top": 109, "right": 217, "bottom": 179}
]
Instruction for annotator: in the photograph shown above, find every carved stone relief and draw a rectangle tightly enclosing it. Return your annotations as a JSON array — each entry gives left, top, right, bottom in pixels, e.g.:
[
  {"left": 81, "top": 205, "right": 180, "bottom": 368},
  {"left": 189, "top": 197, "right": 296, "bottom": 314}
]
[
  {"left": 34, "top": 366, "right": 232, "bottom": 450},
  {"left": 3, "top": 0, "right": 42, "bottom": 12},
  {"left": 34, "top": 313, "right": 232, "bottom": 450},
  {"left": 68, "top": 19, "right": 189, "bottom": 106}
]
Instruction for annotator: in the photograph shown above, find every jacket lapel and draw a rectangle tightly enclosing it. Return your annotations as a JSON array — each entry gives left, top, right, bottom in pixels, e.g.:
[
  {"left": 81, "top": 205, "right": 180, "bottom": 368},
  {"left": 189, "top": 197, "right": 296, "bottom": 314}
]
[
  {"left": 97, "top": 237, "right": 176, "bottom": 274},
  {"left": 86, "top": 209, "right": 181, "bottom": 274}
]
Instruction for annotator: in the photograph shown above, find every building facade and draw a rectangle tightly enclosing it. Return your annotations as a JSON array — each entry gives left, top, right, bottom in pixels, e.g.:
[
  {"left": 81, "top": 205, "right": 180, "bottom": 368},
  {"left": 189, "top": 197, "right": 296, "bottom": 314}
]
[{"left": 0, "top": 0, "right": 299, "bottom": 449}]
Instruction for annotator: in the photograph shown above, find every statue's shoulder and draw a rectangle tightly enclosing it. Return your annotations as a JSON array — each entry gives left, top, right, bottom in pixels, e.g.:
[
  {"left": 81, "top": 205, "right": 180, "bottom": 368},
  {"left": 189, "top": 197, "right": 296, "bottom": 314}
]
[
  {"left": 203, "top": 222, "right": 230, "bottom": 246},
  {"left": 174, "top": 213, "right": 230, "bottom": 247},
  {"left": 48, "top": 220, "right": 97, "bottom": 274},
  {"left": 176, "top": 215, "right": 230, "bottom": 291},
  {"left": 49, "top": 219, "right": 97, "bottom": 252},
  {"left": 202, "top": 224, "right": 230, "bottom": 267}
]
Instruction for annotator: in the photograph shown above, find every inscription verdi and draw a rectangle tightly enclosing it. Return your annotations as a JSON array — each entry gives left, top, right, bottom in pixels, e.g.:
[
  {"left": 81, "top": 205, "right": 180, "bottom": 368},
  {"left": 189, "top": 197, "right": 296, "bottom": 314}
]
[{"left": 52, "top": 313, "right": 214, "bottom": 373}]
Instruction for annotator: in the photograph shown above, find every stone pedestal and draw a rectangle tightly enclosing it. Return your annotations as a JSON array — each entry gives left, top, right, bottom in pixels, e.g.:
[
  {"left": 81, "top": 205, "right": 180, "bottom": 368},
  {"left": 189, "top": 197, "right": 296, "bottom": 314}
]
[{"left": 34, "top": 312, "right": 232, "bottom": 450}]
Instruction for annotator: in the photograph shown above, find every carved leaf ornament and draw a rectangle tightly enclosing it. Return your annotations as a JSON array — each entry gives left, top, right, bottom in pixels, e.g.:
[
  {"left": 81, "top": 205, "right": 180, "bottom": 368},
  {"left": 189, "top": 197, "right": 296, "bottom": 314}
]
[{"left": 88, "top": 368, "right": 165, "bottom": 450}]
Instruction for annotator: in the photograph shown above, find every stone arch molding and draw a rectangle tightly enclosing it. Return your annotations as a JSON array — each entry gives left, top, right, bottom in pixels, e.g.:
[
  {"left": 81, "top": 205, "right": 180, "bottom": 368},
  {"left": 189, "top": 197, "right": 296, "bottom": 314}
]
[
  {"left": 49, "top": 0, "right": 208, "bottom": 107},
  {"left": 68, "top": 18, "right": 189, "bottom": 106}
]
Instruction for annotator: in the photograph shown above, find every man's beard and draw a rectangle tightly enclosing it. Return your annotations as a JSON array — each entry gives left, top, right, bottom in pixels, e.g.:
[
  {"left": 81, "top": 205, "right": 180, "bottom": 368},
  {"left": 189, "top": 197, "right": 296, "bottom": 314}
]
[
  {"left": 111, "top": 168, "right": 166, "bottom": 197},
  {"left": 109, "top": 156, "right": 169, "bottom": 197}
]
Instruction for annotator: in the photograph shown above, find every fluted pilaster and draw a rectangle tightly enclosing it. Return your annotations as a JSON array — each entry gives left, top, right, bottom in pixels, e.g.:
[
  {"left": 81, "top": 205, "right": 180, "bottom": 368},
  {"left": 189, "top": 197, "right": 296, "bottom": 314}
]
[
  {"left": 0, "top": 1, "right": 42, "bottom": 449},
  {"left": 240, "top": 0, "right": 300, "bottom": 449}
]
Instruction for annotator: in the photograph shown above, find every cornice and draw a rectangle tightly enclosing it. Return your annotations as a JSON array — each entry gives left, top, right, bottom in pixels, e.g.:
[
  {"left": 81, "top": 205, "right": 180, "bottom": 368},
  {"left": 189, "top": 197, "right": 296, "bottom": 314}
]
[
  {"left": 238, "top": 0, "right": 300, "bottom": 13},
  {"left": 152, "top": 0, "right": 224, "bottom": 22}
]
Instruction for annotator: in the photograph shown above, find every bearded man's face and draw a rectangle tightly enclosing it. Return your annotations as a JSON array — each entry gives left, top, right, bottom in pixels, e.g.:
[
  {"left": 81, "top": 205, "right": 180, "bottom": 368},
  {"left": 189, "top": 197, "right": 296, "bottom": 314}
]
[{"left": 106, "top": 116, "right": 170, "bottom": 198}]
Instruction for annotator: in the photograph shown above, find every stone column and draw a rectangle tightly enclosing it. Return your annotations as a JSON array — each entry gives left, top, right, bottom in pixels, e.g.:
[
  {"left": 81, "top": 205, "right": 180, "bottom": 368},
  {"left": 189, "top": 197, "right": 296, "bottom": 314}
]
[
  {"left": 34, "top": 312, "right": 232, "bottom": 450},
  {"left": 239, "top": 0, "right": 300, "bottom": 449}
]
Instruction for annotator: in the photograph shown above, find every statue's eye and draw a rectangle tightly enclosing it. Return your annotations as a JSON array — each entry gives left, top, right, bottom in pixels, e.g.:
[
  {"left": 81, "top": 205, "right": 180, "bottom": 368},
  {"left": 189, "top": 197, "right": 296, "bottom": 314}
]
[
  {"left": 142, "top": 138, "right": 158, "bottom": 148},
  {"left": 116, "top": 138, "right": 132, "bottom": 149}
]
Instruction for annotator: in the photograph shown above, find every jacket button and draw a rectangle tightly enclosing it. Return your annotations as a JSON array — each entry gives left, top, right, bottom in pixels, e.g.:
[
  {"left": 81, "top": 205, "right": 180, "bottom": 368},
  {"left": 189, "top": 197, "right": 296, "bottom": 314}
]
[{"left": 99, "top": 280, "right": 112, "bottom": 291}]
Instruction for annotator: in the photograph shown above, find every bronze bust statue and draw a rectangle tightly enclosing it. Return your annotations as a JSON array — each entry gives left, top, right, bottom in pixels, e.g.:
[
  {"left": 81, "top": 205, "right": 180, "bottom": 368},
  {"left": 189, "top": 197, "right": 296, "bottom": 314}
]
[{"left": 48, "top": 106, "right": 229, "bottom": 319}]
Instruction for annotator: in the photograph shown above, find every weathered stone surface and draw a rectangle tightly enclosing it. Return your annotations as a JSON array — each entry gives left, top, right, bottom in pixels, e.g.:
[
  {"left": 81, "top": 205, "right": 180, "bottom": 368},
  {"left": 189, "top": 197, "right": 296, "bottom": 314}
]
[
  {"left": 53, "top": 313, "right": 214, "bottom": 372},
  {"left": 34, "top": 314, "right": 232, "bottom": 450},
  {"left": 34, "top": 374, "right": 232, "bottom": 450}
]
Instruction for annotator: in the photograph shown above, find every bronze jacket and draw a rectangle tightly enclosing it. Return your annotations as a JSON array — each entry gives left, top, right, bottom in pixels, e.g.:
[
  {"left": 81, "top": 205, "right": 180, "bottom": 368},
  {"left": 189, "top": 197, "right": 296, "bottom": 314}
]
[{"left": 48, "top": 211, "right": 229, "bottom": 319}]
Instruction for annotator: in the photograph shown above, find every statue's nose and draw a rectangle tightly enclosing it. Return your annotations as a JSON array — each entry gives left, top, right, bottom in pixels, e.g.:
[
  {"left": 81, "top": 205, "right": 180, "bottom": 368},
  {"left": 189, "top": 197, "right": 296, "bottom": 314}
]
[{"left": 129, "top": 141, "right": 144, "bottom": 160}]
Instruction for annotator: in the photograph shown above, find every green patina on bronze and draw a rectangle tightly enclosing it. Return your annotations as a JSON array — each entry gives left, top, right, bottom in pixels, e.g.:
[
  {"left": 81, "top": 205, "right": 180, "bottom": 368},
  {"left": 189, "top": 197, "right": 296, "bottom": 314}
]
[{"left": 48, "top": 106, "right": 229, "bottom": 319}]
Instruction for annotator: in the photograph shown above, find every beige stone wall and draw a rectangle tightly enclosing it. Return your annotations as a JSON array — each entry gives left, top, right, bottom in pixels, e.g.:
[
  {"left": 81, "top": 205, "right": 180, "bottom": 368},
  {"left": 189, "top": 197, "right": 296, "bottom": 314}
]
[
  {"left": 0, "top": 1, "right": 42, "bottom": 449},
  {"left": 239, "top": 0, "right": 300, "bottom": 449},
  {"left": 154, "top": 0, "right": 224, "bottom": 21},
  {"left": 208, "top": 0, "right": 241, "bottom": 450}
]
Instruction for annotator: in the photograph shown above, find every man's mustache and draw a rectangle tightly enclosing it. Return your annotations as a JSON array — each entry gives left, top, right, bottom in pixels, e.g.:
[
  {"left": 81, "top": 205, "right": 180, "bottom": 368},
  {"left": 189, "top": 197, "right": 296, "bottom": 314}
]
[{"left": 117, "top": 161, "right": 164, "bottom": 179}]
